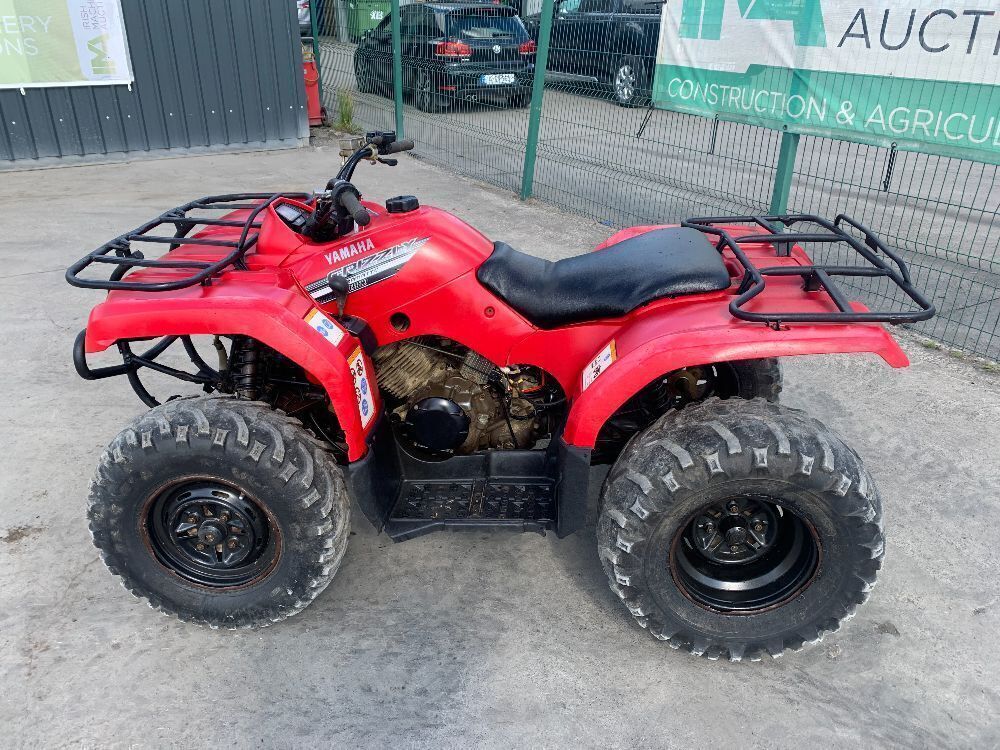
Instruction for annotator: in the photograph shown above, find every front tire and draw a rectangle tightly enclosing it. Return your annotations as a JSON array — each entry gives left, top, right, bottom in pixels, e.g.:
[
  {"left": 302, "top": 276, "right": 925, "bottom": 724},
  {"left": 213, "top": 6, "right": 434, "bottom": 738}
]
[
  {"left": 597, "top": 398, "right": 883, "bottom": 660},
  {"left": 355, "top": 57, "right": 377, "bottom": 94},
  {"left": 88, "top": 397, "right": 351, "bottom": 628}
]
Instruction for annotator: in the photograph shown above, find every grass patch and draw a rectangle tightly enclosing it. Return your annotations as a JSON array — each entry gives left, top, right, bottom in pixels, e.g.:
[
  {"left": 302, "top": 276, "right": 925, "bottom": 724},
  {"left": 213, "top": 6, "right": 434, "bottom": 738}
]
[{"left": 335, "top": 89, "right": 360, "bottom": 134}]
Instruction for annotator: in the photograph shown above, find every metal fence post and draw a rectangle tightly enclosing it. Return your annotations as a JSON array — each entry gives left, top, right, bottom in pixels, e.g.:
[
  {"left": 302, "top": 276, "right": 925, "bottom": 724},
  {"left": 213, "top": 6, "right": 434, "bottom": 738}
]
[
  {"left": 391, "top": 0, "right": 404, "bottom": 138},
  {"left": 309, "top": 0, "right": 322, "bottom": 95},
  {"left": 769, "top": 130, "right": 799, "bottom": 215},
  {"left": 520, "top": 0, "right": 554, "bottom": 201}
]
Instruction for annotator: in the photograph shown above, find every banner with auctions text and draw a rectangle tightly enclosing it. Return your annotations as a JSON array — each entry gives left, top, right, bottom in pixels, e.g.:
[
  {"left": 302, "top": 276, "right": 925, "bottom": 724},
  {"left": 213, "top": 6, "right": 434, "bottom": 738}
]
[
  {"left": 0, "top": 0, "right": 132, "bottom": 89},
  {"left": 653, "top": 1, "right": 1000, "bottom": 164}
]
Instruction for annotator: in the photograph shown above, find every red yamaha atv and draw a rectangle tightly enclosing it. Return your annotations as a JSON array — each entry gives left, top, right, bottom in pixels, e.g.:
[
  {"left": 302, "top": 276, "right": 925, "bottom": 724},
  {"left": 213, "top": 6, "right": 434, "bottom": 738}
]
[{"left": 68, "top": 132, "right": 934, "bottom": 660}]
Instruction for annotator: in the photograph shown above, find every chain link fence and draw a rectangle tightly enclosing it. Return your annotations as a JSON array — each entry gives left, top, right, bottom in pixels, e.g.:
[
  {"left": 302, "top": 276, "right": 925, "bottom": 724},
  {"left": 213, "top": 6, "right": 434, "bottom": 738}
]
[{"left": 312, "top": 0, "right": 999, "bottom": 362}]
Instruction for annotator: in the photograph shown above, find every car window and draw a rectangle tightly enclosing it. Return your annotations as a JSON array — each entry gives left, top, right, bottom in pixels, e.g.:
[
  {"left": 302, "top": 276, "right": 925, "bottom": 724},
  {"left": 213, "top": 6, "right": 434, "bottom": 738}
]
[
  {"left": 447, "top": 10, "right": 528, "bottom": 40},
  {"left": 558, "top": 0, "right": 582, "bottom": 15},
  {"left": 371, "top": 14, "right": 391, "bottom": 38},
  {"left": 400, "top": 7, "right": 423, "bottom": 38},
  {"left": 579, "top": 0, "right": 616, "bottom": 12},
  {"left": 621, "top": 0, "right": 658, "bottom": 13}
]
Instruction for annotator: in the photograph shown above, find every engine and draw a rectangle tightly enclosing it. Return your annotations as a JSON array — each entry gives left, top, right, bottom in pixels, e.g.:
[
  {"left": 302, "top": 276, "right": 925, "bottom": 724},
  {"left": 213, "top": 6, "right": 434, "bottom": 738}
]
[{"left": 372, "top": 337, "right": 559, "bottom": 455}]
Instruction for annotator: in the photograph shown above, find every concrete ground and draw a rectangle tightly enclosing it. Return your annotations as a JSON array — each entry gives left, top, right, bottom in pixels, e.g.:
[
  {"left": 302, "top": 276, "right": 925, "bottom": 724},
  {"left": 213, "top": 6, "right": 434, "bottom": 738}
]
[{"left": 1, "top": 145, "right": 999, "bottom": 749}]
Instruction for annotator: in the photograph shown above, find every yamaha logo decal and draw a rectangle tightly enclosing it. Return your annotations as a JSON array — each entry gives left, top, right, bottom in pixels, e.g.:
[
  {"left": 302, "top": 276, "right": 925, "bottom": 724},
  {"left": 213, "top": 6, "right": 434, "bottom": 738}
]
[{"left": 306, "top": 237, "right": 430, "bottom": 303}]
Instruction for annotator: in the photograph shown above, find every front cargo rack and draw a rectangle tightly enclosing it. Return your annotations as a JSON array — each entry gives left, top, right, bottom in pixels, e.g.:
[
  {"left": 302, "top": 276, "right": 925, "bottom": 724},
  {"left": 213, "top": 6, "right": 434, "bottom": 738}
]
[
  {"left": 66, "top": 193, "right": 310, "bottom": 292},
  {"left": 683, "top": 213, "right": 935, "bottom": 327}
]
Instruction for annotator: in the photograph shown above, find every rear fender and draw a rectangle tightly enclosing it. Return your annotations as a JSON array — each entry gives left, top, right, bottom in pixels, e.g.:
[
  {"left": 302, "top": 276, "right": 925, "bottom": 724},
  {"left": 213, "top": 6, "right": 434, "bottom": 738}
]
[
  {"left": 562, "top": 309, "right": 908, "bottom": 449},
  {"left": 84, "top": 274, "right": 377, "bottom": 461}
]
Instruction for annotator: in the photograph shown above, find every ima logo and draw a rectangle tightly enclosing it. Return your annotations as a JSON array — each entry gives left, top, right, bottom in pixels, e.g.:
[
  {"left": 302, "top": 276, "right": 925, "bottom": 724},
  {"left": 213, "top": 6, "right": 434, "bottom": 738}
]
[
  {"left": 679, "top": 0, "right": 827, "bottom": 47},
  {"left": 88, "top": 34, "right": 116, "bottom": 75}
]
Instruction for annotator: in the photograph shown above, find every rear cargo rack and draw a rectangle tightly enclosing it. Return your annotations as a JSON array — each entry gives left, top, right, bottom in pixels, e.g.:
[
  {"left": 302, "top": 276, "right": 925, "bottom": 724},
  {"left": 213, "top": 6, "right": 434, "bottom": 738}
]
[
  {"left": 66, "top": 193, "right": 310, "bottom": 292},
  {"left": 683, "top": 213, "right": 935, "bottom": 326}
]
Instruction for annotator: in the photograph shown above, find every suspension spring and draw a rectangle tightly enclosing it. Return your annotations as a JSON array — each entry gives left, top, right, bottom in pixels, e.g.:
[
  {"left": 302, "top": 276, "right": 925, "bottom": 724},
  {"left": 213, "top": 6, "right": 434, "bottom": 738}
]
[{"left": 231, "top": 337, "right": 262, "bottom": 400}]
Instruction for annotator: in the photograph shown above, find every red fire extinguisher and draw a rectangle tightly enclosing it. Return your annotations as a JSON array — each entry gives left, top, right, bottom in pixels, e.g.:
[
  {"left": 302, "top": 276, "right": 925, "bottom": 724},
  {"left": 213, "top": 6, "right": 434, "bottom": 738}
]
[{"left": 302, "top": 42, "right": 327, "bottom": 127}]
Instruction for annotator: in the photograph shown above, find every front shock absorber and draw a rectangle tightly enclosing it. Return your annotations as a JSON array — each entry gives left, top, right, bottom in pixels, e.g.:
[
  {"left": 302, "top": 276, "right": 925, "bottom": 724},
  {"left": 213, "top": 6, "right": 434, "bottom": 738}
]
[{"left": 230, "top": 337, "right": 261, "bottom": 400}]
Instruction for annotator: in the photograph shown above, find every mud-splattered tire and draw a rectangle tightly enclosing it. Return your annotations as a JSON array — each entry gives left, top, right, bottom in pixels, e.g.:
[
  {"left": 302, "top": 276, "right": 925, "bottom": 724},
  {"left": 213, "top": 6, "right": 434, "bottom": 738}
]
[
  {"left": 722, "top": 358, "right": 783, "bottom": 402},
  {"left": 597, "top": 398, "right": 883, "bottom": 661},
  {"left": 87, "top": 396, "right": 350, "bottom": 628}
]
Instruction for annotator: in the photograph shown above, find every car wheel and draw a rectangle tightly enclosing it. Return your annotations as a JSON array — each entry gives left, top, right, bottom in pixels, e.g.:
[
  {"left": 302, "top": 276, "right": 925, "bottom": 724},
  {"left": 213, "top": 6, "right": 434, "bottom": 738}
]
[
  {"left": 508, "top": 90, "right": 531, "bottom": 108},
  {"left": 414, "top": 68, "right": 443, "bottom": 113},
  {"left": 613, "top": 55, "right": 648, "bottom": 108},
  {"left": 354, "top": 57, "right": 376, "bottom": 94}
]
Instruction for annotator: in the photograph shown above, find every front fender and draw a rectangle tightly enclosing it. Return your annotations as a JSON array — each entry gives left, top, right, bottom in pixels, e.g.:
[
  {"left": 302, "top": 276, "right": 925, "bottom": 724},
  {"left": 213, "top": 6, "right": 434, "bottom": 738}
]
[
  {"left": 562, "top": 307, "right": 908, "bottom": 449},
  {"left": 85, "top": 271, "right": 376, "bottom": 461}
]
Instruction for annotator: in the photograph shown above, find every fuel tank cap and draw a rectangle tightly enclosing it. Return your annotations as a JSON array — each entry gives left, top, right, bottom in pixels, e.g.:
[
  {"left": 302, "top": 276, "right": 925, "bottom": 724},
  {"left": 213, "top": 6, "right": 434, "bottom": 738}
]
[{"left": 386, "top": 195, "right": 419, "bottom": 214}]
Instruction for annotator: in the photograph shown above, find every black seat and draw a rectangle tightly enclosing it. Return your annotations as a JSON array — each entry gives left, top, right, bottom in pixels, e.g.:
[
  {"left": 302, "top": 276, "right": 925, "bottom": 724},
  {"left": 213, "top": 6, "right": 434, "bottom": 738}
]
[{"left": 476, "top": 227, "right": 731, "bottom": 329}]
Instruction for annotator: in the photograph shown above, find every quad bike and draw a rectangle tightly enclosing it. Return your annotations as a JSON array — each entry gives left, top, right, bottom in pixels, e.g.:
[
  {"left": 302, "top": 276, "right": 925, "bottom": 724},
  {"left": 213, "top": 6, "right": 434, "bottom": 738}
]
[{"left": 67, "top": 132, "right": 934, "bottom": 660}]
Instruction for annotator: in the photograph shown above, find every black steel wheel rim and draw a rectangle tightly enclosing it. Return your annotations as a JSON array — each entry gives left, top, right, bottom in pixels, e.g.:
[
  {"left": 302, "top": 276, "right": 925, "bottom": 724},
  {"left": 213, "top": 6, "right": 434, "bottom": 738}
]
[
  {"left": 146, "top": 480, "right": 280, "bottom": 588},
  {"left": 670, "top": 495, "right": 819, "bottom": 613}
]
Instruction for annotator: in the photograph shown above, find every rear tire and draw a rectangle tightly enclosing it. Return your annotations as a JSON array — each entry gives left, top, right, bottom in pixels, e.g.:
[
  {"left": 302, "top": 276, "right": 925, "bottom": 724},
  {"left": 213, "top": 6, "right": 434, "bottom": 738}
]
[
  {"left": 722, "top": 358, "right": 783, "bottom": 402},
  {"left": 354, "top": 57, "right": 377, "bottom": 94},
  {"left": 508, "top": 90, "right": 531, "bottom": 108},
  {"left": 597, "top": 398, "right": 883, "bottom": 660},
  {"left": 414, "top": 67, "right": 443, "bottom": 113},
  {"left": 612, "top": 54, "right": 648, "bottom": 108},
  {"left": 87, "top": 397, "right": 351, "bottom": 628}
]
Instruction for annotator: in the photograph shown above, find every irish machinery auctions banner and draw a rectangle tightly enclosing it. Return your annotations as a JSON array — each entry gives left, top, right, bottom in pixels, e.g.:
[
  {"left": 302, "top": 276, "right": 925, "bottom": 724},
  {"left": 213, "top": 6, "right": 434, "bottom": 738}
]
[
  {"left": 0, "top": 0, "right": 132, "bottom": 89},
  {"left": 653, "top": 1, "right": 1000, "bottom": 163}
]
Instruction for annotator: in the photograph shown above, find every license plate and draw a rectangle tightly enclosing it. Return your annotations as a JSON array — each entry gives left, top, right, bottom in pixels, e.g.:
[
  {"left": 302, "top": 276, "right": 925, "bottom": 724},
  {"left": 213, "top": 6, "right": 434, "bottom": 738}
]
[{"left": 480, "top": 73, "right": 515, "bottom": 85}]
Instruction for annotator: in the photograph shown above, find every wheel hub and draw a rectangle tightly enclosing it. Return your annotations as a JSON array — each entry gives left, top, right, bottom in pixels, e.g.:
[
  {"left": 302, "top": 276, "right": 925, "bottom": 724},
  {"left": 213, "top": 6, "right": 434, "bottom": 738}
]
[
  {"left": 616, "top": 65, "right": 635, "bottom": 101},
  {"left": 146, "top": 480, "right": 279, "bottom": 588},
  {"left": 691, "top": 497, "right": 777, "bottom": 565},
  {"left": 671, "top": 495, "right": 819, "bottom": 613}
]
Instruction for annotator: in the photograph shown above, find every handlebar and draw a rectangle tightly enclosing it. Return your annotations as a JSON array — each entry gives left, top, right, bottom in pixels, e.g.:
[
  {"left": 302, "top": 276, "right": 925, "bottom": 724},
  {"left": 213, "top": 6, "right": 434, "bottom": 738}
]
[
  {"left": 339, "top": 188, "right": 370, "bottom": 226},
  {"left": 305, "top": 132, "right": 411, "bottom": 238},
  {"left": 383, "top": 139, "right": 414, "bottom": 155}
]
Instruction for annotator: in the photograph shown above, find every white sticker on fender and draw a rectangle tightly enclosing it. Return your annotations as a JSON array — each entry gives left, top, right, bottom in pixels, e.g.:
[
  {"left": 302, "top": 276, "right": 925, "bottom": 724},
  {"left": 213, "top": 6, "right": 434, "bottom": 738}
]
[
  {"left": 348, "top": 347, "right": 376, "bottom": 428},
  {"left": 305, "top": 308, "right": 345, "bottom": 346},
  {"left": 582, "top": 340, "right": 617, "bottom": 391}
]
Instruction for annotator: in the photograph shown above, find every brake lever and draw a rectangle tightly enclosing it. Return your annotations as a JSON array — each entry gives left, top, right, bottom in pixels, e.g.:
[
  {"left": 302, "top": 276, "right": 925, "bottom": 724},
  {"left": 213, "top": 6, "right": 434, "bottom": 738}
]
[{"left": 377, "top": 158, "right": 398, "bottom": 166}]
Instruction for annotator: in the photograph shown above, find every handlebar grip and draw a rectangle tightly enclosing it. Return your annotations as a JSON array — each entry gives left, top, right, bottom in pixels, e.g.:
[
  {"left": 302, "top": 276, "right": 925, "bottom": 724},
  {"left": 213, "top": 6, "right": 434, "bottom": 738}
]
[
  {"left": 339, "top": 189, "right": 370, "bottom": 226},
  {"left": 384, "top": 139, "right": 414, "bottom": 155}
]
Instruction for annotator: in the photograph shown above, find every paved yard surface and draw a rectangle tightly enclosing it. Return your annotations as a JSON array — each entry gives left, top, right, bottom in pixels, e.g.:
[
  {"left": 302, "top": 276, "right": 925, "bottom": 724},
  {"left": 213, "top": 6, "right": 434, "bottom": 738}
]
[{"left": 1, "top": 146, "right": 999, "bottom": 749}]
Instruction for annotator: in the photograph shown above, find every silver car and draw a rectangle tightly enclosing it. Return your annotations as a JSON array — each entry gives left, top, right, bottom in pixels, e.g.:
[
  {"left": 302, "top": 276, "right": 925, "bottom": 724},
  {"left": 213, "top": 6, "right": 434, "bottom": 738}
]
[{"left": 297, "top": 0, "right": 311, "bottom": 35}]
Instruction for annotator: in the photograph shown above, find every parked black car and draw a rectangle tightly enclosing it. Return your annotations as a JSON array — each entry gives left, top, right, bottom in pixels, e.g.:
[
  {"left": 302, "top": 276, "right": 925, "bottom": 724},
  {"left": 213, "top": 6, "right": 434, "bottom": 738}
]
[
  {"left": 354, "top": 2, "right": 536, "bottom": 112},
  {"left": 523, "top": 0, "right": 658, "bottom": 107}
]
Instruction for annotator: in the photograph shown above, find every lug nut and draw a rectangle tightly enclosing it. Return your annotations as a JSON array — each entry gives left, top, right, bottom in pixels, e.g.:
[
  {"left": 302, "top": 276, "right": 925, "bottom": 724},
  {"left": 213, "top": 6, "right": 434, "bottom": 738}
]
[
  {"left": 754, "top": 523, "right": 765, "bottom": 532},
  {"left": 187, "top": 515, "right": 198, "bottom": 524},
  {"left": 195, "top": 543, "right": 205, "bottom": 551},
  {"left": 205, "top": 533, "right": 216, "bottom": 543},
  {"left": 730, "top": 544, "right": 740, "bottom": 552},
  {"left": 703, "top": 522, "right": 714, "bottom": 532},
  {"left": 728, "top": 503, "right": 740, "bottom": 513},
  {"left": 227, "top": 539, "right": 238, "bottom": 549}
]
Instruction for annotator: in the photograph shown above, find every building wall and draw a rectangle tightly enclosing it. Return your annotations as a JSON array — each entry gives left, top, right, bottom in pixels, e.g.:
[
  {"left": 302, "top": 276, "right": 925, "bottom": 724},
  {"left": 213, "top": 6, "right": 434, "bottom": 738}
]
[{"left": 0, "top": 0, "right": 308, "bottom": 165}]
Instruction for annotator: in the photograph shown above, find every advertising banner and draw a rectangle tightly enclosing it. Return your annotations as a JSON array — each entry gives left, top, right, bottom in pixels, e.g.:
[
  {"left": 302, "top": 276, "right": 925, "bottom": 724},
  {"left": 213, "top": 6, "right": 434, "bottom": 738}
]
[
  {"left": 653, "top": 1, "right": 1000, "bottom": 164},
  {"left": 0, "top": 0, "right": 133, "bottom": 89}
]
